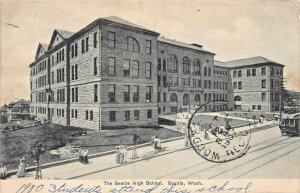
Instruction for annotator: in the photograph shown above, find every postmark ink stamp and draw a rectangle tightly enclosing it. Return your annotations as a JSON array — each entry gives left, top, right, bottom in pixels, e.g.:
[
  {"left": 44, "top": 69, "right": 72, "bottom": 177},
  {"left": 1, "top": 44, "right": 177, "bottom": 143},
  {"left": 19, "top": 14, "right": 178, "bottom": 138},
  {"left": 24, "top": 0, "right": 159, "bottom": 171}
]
[{"left": 188, "top": 101, "right": 251, "bottom": 163}]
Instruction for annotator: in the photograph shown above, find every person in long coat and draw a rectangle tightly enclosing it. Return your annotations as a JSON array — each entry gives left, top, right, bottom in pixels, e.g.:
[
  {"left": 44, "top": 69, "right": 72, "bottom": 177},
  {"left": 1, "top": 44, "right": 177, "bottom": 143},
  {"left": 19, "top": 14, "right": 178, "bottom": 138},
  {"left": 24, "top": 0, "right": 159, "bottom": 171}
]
[
  {"left": 153, "top": 136, "right": 161, "bottom": 151},
  {"left": 35, "top": 162, "right": 42, "bottom": 180},
  {"left": 82, "top": 148, "right": 89, "bottom": 164},
  {"left": 16, "top": 156, "right": 26, "bottom": 177},
  {"left": 0, "top": 162, "right": 7, "bottom": 179}
]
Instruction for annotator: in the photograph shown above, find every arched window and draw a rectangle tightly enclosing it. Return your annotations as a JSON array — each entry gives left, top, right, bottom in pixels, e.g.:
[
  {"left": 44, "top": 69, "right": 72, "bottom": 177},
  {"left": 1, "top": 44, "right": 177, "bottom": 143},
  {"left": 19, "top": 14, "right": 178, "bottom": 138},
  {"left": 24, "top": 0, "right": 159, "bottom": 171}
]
[
  {"left": 183, "top": 57, "right": 190, "bottom": 74},
  {"left": 204, "top": 66, "right": 207, "bottom": 76},
  {"left": 168, "top": 54, "right": 178, "bottom": 72},
  {"left": 194, "top": 59, "right": 201, "bottom": 75},
  {"left": 208, "top": 67, "right": 211, "bottom": 76},
  {"left": 195, "top": 94, "right": 200, "bottom": 101},
  {"left": 170, "top": 93, "right": 178, "bottom": 102},
  {"left": 127, "top": 37, "right": 139, "bottom": 52},
  {"left": 234, "top": 96, "right": 242, "bottom": 101},
  {"left": 183, "top": 93, "right": 190, "bottom": 106}
]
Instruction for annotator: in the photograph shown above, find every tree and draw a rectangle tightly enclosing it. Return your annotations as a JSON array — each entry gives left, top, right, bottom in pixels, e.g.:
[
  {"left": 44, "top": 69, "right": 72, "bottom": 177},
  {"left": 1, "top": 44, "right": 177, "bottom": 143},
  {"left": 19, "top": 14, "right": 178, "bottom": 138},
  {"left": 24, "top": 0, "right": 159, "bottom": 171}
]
[{"left": 28, "top": 140, "right": 46, "bottom": 164}]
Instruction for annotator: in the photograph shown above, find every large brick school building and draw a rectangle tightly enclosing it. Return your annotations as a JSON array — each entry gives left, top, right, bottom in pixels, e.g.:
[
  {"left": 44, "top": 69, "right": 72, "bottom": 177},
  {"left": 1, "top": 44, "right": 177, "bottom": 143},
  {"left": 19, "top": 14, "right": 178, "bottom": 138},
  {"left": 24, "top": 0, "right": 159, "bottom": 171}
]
[{"left": 29, "top": 16, "right": 284, "bottom": 130}]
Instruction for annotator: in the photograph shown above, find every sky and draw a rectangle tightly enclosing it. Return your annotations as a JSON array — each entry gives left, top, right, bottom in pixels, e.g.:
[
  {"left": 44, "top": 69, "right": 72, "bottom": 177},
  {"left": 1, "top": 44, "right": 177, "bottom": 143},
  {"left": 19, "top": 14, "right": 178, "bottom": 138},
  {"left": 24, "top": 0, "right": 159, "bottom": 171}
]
[{"left": 0, "top": 0, "right": 299, "bottom": 105}]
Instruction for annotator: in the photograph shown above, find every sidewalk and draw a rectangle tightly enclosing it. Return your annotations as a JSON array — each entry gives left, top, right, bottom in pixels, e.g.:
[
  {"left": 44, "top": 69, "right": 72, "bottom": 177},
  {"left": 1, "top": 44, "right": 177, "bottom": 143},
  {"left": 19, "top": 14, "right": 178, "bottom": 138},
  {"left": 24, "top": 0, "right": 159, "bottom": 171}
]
[{"left": 8, "top": 120, "right": 275, "bottom": 180}]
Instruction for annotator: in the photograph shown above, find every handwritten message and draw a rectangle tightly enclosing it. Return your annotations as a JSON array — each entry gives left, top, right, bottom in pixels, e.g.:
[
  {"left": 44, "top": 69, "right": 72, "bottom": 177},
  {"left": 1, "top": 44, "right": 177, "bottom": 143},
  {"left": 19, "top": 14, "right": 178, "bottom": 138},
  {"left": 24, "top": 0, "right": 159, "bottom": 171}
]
[{"left": 13, "top": 180, "right": 253, "bottom": 193}]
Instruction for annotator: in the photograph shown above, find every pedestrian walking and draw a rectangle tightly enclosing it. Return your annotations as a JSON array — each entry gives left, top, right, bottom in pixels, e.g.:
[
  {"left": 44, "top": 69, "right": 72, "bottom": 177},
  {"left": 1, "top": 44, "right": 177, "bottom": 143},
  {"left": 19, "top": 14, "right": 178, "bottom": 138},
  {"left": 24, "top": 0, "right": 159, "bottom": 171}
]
[
  {"left": 35, "top": 162, "right": 42, "bottom": 180},
  {"left": 0, "top": 163, "right": 7, "bottom": 180},
  {"left": 78, "top": 148, "right": 84, "bottom": 163},
  {"left": 152, "top": 136, "right": 161, "bottom": 151},
  {"left": 16, "top": 156, "right": 26, "bottom": 178},
  {"left": 131, "top": 133, "right": 140, "bottom": 159},
  {"left": 82, "top": 148, "right": 89, "bottom": 164}
]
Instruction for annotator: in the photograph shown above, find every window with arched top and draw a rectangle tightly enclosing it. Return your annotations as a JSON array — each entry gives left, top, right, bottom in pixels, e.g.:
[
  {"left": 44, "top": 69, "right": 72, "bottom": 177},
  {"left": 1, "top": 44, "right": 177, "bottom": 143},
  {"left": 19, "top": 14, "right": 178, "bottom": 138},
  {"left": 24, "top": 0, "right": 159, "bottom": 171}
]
[
  {"left": 127, "top": 37, "right": 139, "bottom": 52},
  {"left": 168, "top": 54, "right": 178, "bottom": 72},
  {"left": 194, "top": 59, "right": 201, "bottom": 75},
  {"left": 204, "top": 66, "right": 207, "bottom": 76},
  {"left": 183, "top": 57, "right": 190, "bottom": 74},
  {"left": 170, "top": 93, "right": 178, "bottom": 102},
  {"left": 208, "top": 67, "right": 211, "bottom": 76}
]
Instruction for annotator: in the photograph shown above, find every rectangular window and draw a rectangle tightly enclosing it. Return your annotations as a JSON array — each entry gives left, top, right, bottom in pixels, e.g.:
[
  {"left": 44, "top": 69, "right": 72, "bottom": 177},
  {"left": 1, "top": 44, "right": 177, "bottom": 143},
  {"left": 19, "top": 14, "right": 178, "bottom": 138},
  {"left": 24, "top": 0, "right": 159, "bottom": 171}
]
[
  {"left": 123, "top": 59, "right": 130, "bottom": 76},
  {"left": 146, "top": 40, "right": 151, "bottom": 54},
  {"left": 94, "top": 84, "right": 98, "bottom": 102},
  {"left": 75, "top": 65, "right": 78, "bottom": 79},
  {"left": 146, "top": 62, "right": 151, "bottom": 78},
  {"left": 132, "top": 60, "right": 139, "bottom": 77},
  {"left": 174, "top": 77, "right": 178, "bottom": 86},
  {"left": 90, "top": 111, "right": 93, "bottom": 121},
  {"left": 157, "top": 92, "right": 161, "bottom": 102},
  {"left": 163, "top": 76, "right": 167, "bottom": 87},
  {"left": 75, "top": 109, "right": 78, "bottom": 118},
  {"left": 186, "top": 78, "right": 190, "bottom": 86},
  {"left": 163, "top": 92, "right": 167, "bottom": 102},
  {"left": 133, "top": 85, "right": 139, "bottom": 102},
  {"left": 158, "top": 58, "right": 161, "bottom": 71},
  {"left": 108, "top": 84, "right": 115, "bottom": 102},
  {"left": 123, "top": 85, "right": 130, "bottom": 102},
  {"left": 238, "top": 81, "right": 242, "bottom": 89},
  {"left": 75, "top": 87, "right": 78, "bottom": 102},
  {"left": 94, "top": 57, "right": 98, "bottom": 76},
  {"left": 85, "top": 110, "right": 89, "bottom": 120},
  {"left": 252, "top": 105, "right": 256, "bottom": 110},
  {"left": 238, "top": 70, "right": 242, "bottom": 77},
  {"left": 85, "top": 37, "right": 89, "bottom": 52},
  {"left": 157, "top": 75, "right": 161, "bottom": 87},
  {"left": 81, "top": 39, "right": 85, "bottom": 54},
  {"left": 75, "top": 43, "right": 78, "bottom": 57},
  {"left": 108, "top": 57, "right": 115, "bottom": 76},
  {"left": 271, "top": 67, "right": 274, "bottom": 75},
  {"left": 261, "top": 67, "right": 266, "bottom": 76},
  {"left": 125, "top": 111, "right": 130, "bottom": 121},
  {"left": 93, "top": 32, "right": 97, "bottom": 48},
  {"left": 181, "top": 78, "right": 185, "bottom": 86},
  {"left": 71, "top": 45, "right": 75, "bottom": 58},
  {"left": 146, "top": 86, "right": 152, "bottom": 102},
  {"left": 109, "top": 111, "right": 116, "bottom": 122},
  {"left": 233, "top": 71, "right": 237, "bottom": 78},
  {"left": 134, "top": 110, "right": 140, "bottom": 120},
  {"left": 262, "top": 79, "right": 266, "bottom": 88},
  {"left": 262, "top": 92, "right": 266, "bottom": 101},
  {"left": 108, "top": 32, "right": 116, "bottom": 48},
  {"left": 147, "top": 109, "right": 152, "bottom": 119},
  {"left": 252, "top": 69, "right": 256, "bottom": 76},
  {"left": 71, "top": 109, "right": 74, "bottom": 118},
  {"left": 62, "top": 48, "right": 64, "bottom": 61},
  {"left": 233, "top": 82, "right": 237, "bottom": 89},
  {"left": 247, "top": 69, "right": 251, "bottom": 77}
]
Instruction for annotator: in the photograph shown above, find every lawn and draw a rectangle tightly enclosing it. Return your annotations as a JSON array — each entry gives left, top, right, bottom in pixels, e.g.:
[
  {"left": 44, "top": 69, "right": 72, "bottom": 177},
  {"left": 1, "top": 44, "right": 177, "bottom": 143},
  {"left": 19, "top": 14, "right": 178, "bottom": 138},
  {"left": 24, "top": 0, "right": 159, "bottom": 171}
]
[
  {"left": 191, "top": 114, "right": 249, "bottom": 128},
  {"left": 0, "top": 124, "right": 182, "bottom": 171}
]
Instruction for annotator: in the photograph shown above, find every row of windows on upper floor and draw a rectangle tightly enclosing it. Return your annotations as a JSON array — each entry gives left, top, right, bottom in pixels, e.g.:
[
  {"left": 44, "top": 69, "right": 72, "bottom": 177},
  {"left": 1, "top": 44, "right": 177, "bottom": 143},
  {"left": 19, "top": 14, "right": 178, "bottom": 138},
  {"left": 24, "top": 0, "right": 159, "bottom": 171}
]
[
  {"left": 157, "top": 56, "right": 212, "bottom": 76},
  {"left": 232, "top": 67, "right": 283, "bottom": 78},
  {"left": 214, "top": 70, "right": 228, "bottom": 77},
  {"left": 32, "top": 31, "right": 152, "bottom": 75},
  {"left": 233, "top": 79, "right": 283, "bottom": 90}
]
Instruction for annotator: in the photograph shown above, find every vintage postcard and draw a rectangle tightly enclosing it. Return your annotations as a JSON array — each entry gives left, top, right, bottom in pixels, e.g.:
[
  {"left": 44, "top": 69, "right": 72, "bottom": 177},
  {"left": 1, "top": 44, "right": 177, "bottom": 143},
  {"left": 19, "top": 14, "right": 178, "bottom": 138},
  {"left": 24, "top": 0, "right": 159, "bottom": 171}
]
[{"left": 0, "top": 0, "right": 299, "bottom": 192}]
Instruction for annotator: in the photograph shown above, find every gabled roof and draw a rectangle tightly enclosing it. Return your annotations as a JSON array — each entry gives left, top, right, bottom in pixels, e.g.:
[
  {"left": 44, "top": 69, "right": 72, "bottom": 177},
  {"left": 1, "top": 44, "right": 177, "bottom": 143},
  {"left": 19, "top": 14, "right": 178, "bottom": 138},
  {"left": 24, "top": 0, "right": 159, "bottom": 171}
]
[
  {"left": 158, "top": 36, "right": 214, "bottom": 54},
  {"left": 8, "top": 99, "right": 30, "bottom": 108},
  {"left": 35, "top": 43, "right": 49, "bottom": 60},
  {"left": 48, "top": 29, "right": 75, "bottom": 50},
  {"left": 225, "top": 56, "right": 284, "bottom": 68},
  {"left": 101, "top": 16, "right": 158, "bottom": 34}
]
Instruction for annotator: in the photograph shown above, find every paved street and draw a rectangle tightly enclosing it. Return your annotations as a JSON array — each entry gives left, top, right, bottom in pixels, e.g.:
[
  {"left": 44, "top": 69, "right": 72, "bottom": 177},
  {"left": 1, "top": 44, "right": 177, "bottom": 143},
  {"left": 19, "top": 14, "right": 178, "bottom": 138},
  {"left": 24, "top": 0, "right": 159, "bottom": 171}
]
[{"left": 10, "top": 124, "right": 300, "bottom": 180}]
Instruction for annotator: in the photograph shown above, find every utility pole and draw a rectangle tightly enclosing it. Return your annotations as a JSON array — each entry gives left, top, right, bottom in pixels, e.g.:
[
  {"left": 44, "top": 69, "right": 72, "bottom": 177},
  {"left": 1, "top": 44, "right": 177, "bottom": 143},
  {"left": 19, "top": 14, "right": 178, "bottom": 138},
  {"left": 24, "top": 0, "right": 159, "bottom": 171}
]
[{"left": 279, "top": 77, "right": 285, "bottom": 120}]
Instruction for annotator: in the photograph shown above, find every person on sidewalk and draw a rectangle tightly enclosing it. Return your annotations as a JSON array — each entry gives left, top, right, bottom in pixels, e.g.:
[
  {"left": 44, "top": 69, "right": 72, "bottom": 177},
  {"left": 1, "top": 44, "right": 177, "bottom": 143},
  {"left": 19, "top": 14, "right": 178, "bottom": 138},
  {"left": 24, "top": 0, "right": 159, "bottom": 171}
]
[
  {"left": 82, "top": 148, "right": 89, "bottom": 164},
  {"left": 78, "top": 148, "right": 84, "bottom": 163},
  {"left": 131, "top": 133, "right": 140, "bottom": 159},
  {"left": 0, "top": 162, "right": 7, "bottom": 180},
  {"left": 35, "top": 162, "right": 42, "bottom": 180},
  {"left": 152, "top": 136, "right": 162, "bottom": 151},
  {"left": 16, "top": 156, "right": 26, "bottom": 178}
]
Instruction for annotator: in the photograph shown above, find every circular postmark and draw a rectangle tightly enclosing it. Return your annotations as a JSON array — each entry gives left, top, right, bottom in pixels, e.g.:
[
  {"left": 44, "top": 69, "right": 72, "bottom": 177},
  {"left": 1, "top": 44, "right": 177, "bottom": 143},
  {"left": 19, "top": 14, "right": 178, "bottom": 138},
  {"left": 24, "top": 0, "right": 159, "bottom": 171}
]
[{"left": 188, "top": 101, "right": 251, "bottom": 163}]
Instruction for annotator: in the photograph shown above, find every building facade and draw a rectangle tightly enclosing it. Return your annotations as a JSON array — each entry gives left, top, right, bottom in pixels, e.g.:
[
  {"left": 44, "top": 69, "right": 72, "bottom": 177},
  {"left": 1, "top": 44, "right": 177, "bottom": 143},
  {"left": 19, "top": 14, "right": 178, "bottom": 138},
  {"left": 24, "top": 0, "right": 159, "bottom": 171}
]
[
  {"left": 222, "top": 57, "right": 284, "bottom": 112},
  {"left": 29, "top": 16, "right": 284, "bottom": 130},
  {"left": 7, "top": 99, "right": 30, "bottom": 122}
]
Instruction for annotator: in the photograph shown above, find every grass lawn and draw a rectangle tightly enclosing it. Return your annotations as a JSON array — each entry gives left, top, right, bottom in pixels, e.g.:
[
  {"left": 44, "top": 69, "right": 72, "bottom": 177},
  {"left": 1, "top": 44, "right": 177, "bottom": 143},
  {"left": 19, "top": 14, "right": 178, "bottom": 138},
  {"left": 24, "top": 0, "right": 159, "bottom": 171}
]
[{"left": 0, "top": 124, "right": 182, "bottom": 171}]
